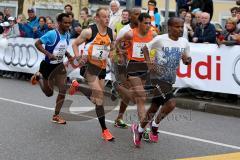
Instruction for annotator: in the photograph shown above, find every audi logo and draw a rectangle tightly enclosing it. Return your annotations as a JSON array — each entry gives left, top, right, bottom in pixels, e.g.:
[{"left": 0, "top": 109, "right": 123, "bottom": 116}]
[
  {"left": 232, "top": 54, "right": 240, "bottom": 86},
  {"left": 3, "top": 43, "right": 39, "bottom": 68}
]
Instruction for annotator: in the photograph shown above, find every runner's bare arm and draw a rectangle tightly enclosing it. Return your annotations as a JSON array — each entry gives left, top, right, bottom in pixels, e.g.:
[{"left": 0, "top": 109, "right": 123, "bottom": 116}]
[
  {"left": 65, "top": 51, "right": 73, "bottom": 60},
  {"left": 35, "top": 39, "right": 56, "bottom": 60},
  {"left": 72, "top": 28, "right": 92, "bottom": 57},
  {"left": 115, "top": 30, "right": 133, "bottom": 56},
  {"left": 109, "top": 32, "right": 117, "bottom": 61}
]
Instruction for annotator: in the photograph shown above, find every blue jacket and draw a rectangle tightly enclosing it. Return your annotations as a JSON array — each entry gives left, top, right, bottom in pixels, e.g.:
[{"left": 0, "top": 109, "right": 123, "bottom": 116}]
[
  {"left": 33, "top": 24, "right": 49, "bottom": 38},
  {"left": 193, "top": 23, "right": 216, "bottom": 43}
]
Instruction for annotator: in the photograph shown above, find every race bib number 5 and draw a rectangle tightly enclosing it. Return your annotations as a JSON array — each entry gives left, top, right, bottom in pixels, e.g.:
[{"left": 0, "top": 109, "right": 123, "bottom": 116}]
[
  {"left": 132, "top": 42, "right": 146, "bottom": 58},
  {"left": 92, "top": 45, "right": 109, "bottom": 60}
]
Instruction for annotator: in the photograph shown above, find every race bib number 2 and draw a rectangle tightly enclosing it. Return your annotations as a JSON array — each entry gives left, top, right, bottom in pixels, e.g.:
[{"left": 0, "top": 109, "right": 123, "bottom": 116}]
[
  {"left": 92, "top": 45, "right": 110, "bottom": 60},
  {"left": 132, "top": 42, "right": 146, "bottom": 58},
  {"left": 92, "top": 45, "right": 109, "bottom": 60}
]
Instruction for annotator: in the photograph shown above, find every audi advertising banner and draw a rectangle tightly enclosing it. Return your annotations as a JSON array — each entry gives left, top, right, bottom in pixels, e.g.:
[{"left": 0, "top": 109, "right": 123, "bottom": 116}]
[
  {"left": 0, "top": 38, "right": 240, "bottom": 95},
  {"left": 175, "top": 43, "right": 240, "bottom": 95}
]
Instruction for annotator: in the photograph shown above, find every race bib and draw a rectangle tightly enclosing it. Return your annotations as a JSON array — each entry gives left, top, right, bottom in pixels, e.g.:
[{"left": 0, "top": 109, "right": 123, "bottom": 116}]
[
  {"left": 51, "top": 47, "right": 66, "bottom": 64},
  {"left": 92, "top": 45, "right": 109, "bottom": 60},
  {"left": 132, "top": 42, "right": 146, "bottom": 58}
]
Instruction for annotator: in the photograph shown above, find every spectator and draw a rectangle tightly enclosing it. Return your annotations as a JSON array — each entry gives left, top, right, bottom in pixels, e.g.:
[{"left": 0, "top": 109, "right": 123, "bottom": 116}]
[
  {"left": 64, "top": 4, "right": 72, "bottom": 14},
  {"left": 192, "top": 12, "right": 216, "bottom": 43},
  {"left": 46, "top": 18, "right": 55, "bottom": 30},
  {"left": 0, "top": 21, "right": 10, "bottom": 37},
  {"left": 147, "top": 0, "right": 161, "bottom": 31},
  {"left": 217, "top": 18, "right": 239, "bottom": 46},
  {"left": 179, "top": 8, "right": 187, "bottom": 19},
  {"left": 68, "top": 12, "right": 81, "bottom": 38},
  {"left": 114, "top": 9, "right": 130, "bottom": 35},
  {"left": 230, "top": 7, "right": 238, "bottom": 18},
  {"left": 191, "top": 10, "right": 202, "bottom": 31},
  {"left": 236, "top": 7, "right": 240, "bottom": 30},
  {"left": 0, "top": 12, "right": 4, "bottom": 34},
  {"left": 109, "top": 0, "right": 122, "bottom": 31},
  {"left": 5, "top": 17, "right": 20, "bottom": 38},
  {"left": 3, "top": 8, "right": 11, "bottom": 21},
  {"left": 183, "top": 12, "right": 194, "bottom": 41},
  {"left": 33, "top": 16, "right": 48, "bottom": 38},
  {"left": 80, "top": 7, "right": 94, "bottom": 29},
  {"left": 26, "top": 8, "right": 39, "bottom": 38},
  {"left": 16, "top": 14, "right": 31, "bottom": 37}
]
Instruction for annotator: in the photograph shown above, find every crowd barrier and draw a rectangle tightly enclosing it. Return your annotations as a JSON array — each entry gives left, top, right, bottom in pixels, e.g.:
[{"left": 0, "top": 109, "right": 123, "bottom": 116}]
[{"left": 0, "top": 37, "right": 239, "bottom": 95}]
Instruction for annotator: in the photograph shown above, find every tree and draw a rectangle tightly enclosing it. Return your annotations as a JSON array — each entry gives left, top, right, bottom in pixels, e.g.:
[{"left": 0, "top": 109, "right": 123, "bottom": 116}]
[{"left": 18, "top": 0, "right": 24, "bottom": 15}]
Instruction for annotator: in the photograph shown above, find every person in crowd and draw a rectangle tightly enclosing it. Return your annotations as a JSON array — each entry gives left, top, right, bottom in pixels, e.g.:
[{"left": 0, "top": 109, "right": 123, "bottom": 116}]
[
  {"left": 114, "top": 9, "right": 130, "bottom": 35},
  {"left": 4, "top": 17, "right": 20, "bottom": 38},
  {"left": 68, "top": 12, "right": 81, "bottom": 38},
  {"left": 26, "top": 8, "right": 39, "bottom": 38},
  {"left": 64, "top": 4, "right": 73, "bottom": 14},
  {"left": 80, "top": 7, "right": 94, "bottom": 29},
  {"left": 0, "top": 12, "right": 4, "bottom": 34},
  {"left": 3, "top": 7, "right": 11, "bottom": 21},
  {"left": 109, "top": 0, "right": 122, "bottom": 31},
  {"left": 192, "top": 12, "right": 216, "bottom": 43},
  {"left": 183, "top": 12, "right": 194, "bottom": 41},
  {"left": 46, "top": 18, "right": 55, "bottom": 30},
  {"left": 230, "top": 7, "right": 239, "bottom": 18},
  {"left": 217, "top": 17, "right": 239, "bottom": 46},
  {"left": 33, "top": 16, "right": 49, "bottom": 39},
  {"left": 191, "top": 10, "right": 202, "bottom": 31},
  {"left": 147, "top": 0, "right": 161, "bottom": 31},
  {"left": 179, "top": 8, "right": 187, "bottom": 19},
  {"left": 236, "top": 7, "right": 240, "bottom": 30},
  {"left": 16, "top": 14, "right": 31, "bottom": 37}
]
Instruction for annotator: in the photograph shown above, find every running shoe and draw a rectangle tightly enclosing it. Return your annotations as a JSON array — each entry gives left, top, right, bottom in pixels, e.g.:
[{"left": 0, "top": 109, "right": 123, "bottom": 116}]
[
  {"left": 69, "top": 80, "right": 80, "bottom": 95},
  {"left": 131, "top": 123, "right": 142, "bottom": 148},
  {"left": 114, "top": 119, "right": 128, "bottom": 129},
  {"left": 149, "top": 121, "right": 159, "bottom": 143},
  {"left": 102, "top": 129, "right": 115, "bottom": 141},
  {"left": 30, "top": 72, "right": 40, "bottom": 85},
  {"left": 143, "top": 128, "right": 150, "bottom": 142},
  {"left": 52, "top": 115, "right": 66, "bottom": 124}
]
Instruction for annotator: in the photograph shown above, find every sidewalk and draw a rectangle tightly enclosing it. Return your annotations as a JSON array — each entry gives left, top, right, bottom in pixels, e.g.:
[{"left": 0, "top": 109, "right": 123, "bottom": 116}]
[{"left": 175, "top": 92, "right": 240, "bottom": 118}]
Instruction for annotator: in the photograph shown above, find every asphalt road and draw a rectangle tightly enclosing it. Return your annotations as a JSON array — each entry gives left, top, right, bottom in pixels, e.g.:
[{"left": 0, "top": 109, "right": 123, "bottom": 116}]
[{"left": 0, "top": 78, "right": 240, "bottom": 160}]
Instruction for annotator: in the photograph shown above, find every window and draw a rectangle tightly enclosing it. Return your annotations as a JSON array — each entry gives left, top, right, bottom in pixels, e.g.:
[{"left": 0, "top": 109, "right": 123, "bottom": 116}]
[
  {"left": 35, "top": 4, "right": 64, "bottom": 22},
  {"left": 0, "top": 3, "right": 18, "bottom": 17}
]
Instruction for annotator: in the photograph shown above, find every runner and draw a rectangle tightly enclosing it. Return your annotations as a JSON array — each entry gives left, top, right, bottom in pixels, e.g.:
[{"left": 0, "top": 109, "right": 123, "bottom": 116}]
[
  {"left": 31, "top": 13, "right": 72, "bottom": 124},
  {"left": 113, "top": 8, "right": 141, "bottom": 129},
  {"left": 115, "top": 13, "right": 157, "bottom": 133},
  {"left": 71, "top": 7, "right": 115, "bottom": 141},
  {"left": 131, "top": 17, "right": 192, "bottom": 147}
]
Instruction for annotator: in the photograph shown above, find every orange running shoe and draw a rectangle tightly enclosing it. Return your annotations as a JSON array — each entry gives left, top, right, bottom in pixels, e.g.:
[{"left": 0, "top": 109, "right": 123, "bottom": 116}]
[
  {"left": 102, "top": 129, "right": 114, "bottom": 141},
  {"left": 52, "top": 115, "right": 66, "bottom": 124},
  {"left": 69, "top": 80, "right": 80, "bottom": 95},
  {"left": 30, "top": 72, "right": 40, "bottom": 85}
]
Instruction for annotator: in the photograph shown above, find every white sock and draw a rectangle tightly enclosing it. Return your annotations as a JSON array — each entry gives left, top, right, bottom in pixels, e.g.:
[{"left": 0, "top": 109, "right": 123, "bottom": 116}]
[
  {"left": 152, "top": 120, "right": 159, "bottom": 128},
  {"left": 138, "top": 124, "right": 144, "bottom": 133}
]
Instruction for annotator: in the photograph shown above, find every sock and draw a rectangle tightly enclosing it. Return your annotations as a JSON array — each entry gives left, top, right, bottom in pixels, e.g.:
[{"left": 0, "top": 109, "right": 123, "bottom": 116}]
[
  {"left": 152, "top": 120, "right": 159, "bottom": 127},
  {"left": 151, "top": 120, "right": 159, "bottom": 135},
  {"left": 95, "top": 105, "right": 107, "bottom": 131},
  {"left": 138, "top": 124, "right": 144, "bottom": 133}
]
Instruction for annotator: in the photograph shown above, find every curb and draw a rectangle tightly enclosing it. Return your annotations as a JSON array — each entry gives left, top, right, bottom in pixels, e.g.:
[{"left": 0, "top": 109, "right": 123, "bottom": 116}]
[{"left": 175, "top": 97, "right": 240, "bottom": 118}]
